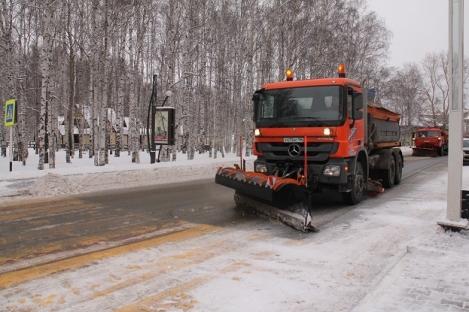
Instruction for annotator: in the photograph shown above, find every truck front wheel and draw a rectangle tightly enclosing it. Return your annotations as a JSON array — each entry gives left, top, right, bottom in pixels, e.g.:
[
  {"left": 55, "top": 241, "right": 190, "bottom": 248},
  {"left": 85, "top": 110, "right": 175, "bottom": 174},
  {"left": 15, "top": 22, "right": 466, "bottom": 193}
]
[
  {"left": 438, "top": 145, "right": 446, "bottom": 156},
  {"left": 343, "top": 162, "right": 365, "bottom": 205}
]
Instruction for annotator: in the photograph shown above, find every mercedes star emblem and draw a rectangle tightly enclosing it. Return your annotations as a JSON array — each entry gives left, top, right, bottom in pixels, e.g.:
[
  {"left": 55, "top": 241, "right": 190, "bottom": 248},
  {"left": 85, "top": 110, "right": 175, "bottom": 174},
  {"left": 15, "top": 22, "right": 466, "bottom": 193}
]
[{"left": 288, "top": 143, "right": 302, "bottom": 157}]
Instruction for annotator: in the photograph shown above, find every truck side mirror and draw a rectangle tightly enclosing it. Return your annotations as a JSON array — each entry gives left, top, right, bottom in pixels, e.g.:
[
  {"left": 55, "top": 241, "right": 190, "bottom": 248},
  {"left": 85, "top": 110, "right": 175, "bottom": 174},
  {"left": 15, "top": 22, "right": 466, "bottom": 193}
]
[{"left": 252, "top": 92, "right": 261, "bottom": 122}]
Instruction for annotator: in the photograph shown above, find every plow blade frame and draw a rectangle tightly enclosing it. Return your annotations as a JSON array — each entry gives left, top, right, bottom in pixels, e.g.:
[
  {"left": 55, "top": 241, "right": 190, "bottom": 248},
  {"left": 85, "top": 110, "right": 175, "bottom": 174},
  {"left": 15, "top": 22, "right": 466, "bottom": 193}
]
[
  {"left": 215, "top": 172, "right": 309, "bottom": 207},
  {"left": 215, "top": 173, "right": 276, "bottom": 203},
  {"left": 215, "top": 171, "right": 317, "bottom": 232}
]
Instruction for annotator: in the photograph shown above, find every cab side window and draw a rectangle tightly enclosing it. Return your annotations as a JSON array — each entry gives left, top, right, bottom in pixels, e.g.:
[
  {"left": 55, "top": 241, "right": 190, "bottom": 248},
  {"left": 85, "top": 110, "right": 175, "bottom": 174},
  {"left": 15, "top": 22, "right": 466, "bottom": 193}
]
[{"left": 347, "top": 88, "right": 353, "bottom": 119}]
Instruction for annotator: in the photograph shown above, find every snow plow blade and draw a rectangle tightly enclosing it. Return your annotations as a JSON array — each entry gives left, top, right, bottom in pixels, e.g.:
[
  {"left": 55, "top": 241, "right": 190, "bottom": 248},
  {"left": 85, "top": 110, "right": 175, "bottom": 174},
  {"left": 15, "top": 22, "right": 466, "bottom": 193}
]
[{"left": 215, "top": 167, "right": 318, "bottom": 232}]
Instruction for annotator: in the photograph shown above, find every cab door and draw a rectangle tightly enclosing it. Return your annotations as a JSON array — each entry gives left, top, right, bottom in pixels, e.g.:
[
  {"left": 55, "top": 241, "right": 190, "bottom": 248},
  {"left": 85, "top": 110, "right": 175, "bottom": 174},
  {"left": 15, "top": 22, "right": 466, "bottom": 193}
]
[{"left": 347, "top": 87, "right": 365, "bottom": 156}]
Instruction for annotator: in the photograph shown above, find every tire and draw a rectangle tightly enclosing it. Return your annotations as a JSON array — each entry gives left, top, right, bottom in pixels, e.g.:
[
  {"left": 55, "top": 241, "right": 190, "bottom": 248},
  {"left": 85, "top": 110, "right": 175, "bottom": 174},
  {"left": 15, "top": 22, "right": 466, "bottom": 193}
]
[
  {"left": 438, "top": 146, "right": 444, "bottom": 156},
  {"left": 382, "top": 156, "right": 396, "bottom": 188},
  {"left": 394, "top": 155, "right": 403, "bottom": 185},
  {"left": 343, "top": 162, "right": 365, "bottom": 205}
]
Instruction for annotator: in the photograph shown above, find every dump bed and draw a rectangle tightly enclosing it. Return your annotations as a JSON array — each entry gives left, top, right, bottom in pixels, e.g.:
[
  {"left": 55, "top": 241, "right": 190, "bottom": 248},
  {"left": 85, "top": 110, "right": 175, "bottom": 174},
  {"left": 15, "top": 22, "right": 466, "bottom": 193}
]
[{"left": 367, "top": 105, "right": 401, "bottom": 150}]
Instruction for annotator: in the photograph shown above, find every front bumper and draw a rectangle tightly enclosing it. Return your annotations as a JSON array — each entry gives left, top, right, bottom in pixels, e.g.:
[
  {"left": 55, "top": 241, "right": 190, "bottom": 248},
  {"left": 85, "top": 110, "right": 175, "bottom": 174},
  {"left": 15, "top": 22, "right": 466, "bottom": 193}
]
[{"left": 255, "top": 157, "right": 354, "bottom": 189}]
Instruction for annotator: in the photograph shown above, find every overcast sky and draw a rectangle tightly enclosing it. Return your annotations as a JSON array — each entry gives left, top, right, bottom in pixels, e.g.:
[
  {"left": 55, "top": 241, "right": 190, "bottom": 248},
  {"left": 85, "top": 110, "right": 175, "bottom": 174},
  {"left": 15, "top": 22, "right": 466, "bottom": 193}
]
[{"left": 368, "top": 0, "right": 469, "bottom": 67}]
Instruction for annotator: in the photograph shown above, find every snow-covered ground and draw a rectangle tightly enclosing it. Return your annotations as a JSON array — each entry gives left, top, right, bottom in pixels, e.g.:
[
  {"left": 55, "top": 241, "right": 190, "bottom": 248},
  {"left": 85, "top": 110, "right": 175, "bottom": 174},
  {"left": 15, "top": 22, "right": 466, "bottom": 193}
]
[
  {"left": 2, "top": 157, "right": 468, "bottom": 311},
  {"left": 0, "top": 148, "right": 254, "bottom": 199}
]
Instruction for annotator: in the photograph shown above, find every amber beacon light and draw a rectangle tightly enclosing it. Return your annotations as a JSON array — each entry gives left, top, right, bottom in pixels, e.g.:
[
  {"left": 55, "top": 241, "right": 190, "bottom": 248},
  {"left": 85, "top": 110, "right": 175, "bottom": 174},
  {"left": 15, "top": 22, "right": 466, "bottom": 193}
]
[
  {"left": 338, "top": 63, "right": 346, "bottom": 78},
  {"left": 285, "top": 68, "right": 294, "bottom": 81}
]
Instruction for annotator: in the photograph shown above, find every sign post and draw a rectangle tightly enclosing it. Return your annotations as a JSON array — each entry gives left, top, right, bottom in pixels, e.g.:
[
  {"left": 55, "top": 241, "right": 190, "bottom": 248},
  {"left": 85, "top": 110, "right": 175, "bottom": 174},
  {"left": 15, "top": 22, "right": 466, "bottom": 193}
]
[
  {"left": 4, "top": 99, "right": 17, "bottom": 172},
  {"left": 150, "top": 75, "right": 157, "bottom": 164},
  {"left": 438, "top": 0, "right": 469, "bottom": 230}
]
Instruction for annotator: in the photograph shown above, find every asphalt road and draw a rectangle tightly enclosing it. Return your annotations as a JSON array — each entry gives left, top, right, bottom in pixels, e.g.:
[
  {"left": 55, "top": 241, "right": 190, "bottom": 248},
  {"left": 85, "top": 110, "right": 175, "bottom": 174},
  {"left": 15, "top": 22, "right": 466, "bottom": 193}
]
[{"left": 0, "top": 155, "right": 448, "bottom": 275}]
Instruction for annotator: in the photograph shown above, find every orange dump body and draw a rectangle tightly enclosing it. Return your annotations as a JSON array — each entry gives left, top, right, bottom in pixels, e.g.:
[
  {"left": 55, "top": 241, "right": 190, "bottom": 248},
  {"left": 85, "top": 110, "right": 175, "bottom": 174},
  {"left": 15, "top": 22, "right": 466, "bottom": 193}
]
[{"left": 368, "top": 105, "right": 400, "bottom": 122}]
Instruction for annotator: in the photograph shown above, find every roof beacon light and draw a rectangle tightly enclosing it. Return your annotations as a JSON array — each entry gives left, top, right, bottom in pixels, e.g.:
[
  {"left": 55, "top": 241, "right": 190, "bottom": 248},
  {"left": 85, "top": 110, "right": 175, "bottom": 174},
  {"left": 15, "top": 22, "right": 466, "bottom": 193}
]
[
  {"left": 338, "top": 63, "right": 346, "bottom": 78},
  {"left": 285, "top": 68, "right": 294, "bottom": 81}
]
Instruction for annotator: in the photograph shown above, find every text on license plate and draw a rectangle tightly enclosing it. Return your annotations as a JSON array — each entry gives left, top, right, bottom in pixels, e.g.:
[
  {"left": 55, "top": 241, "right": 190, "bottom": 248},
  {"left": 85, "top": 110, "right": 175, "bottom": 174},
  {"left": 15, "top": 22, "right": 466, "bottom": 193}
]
[{"left": 283, "top": 137, "right": 304, "bottom": 143}]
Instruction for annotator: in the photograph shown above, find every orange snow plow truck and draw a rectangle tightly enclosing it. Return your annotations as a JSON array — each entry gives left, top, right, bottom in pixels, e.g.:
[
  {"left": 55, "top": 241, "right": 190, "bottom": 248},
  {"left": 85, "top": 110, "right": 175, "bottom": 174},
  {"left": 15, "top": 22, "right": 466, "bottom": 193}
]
[{"left": 215, "top": 65, "right": 403, "bottom": 232}]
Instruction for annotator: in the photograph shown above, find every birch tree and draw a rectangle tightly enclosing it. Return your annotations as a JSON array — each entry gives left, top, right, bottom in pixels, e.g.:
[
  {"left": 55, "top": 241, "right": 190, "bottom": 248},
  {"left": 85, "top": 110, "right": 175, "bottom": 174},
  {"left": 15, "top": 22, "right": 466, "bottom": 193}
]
[{"left": 38, "top": 1, "right": 55, "bottom": 170}]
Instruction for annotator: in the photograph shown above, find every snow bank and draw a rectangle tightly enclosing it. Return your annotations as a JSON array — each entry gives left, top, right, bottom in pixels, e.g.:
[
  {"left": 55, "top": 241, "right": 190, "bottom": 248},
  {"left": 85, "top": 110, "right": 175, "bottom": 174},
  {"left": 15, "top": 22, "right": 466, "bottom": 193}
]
[
  {"left": 400, "top": 146, "right": 413, "bottom": 157},
  {"left": 0, "top": 149, "right": 253, "bottom": 199}
]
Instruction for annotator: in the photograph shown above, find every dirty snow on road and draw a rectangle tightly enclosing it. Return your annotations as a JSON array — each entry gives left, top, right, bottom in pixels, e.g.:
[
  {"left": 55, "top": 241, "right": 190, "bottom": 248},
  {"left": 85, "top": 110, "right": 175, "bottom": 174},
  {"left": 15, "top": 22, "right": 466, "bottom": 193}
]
[{"left": 1, "top": 160, "right": 468, "bottom": 311}]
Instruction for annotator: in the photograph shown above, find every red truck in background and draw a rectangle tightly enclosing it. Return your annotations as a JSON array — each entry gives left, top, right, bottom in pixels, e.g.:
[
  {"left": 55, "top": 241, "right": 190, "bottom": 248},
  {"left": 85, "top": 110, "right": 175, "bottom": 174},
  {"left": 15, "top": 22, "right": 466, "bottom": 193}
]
[{"left": 412, "top": 127, "right": 448, "bottom": 156}]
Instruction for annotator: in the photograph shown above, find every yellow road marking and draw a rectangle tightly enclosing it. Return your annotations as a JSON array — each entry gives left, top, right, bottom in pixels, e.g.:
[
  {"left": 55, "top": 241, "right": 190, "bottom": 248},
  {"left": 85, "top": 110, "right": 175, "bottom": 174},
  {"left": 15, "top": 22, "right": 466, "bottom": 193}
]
[{"left": 0, "top": 224, "right": 219, "bottom": 289}]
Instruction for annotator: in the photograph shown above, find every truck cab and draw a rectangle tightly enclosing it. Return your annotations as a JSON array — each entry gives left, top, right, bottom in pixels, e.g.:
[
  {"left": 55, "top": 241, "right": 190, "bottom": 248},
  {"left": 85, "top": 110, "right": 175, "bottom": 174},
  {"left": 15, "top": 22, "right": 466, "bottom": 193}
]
[{"left": 252, "top": 77, "right": 366, "bottom": 195}]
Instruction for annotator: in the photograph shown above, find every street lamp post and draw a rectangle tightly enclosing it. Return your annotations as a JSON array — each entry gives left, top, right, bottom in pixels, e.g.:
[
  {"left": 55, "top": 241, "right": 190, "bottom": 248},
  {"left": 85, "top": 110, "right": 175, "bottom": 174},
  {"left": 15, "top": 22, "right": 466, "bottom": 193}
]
[
  {"left": 150, "top": 75, "right": 157, "bottom": 164},
  {"left": 438, "top": 0, "right": 469, "bottom": 230}
]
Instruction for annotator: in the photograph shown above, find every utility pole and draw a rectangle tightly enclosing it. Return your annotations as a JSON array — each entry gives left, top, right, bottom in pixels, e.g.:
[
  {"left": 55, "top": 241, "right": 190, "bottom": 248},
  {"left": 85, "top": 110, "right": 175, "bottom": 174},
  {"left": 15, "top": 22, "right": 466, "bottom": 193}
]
[{"left": 439, "top": 0, "right": 469, "bottom": 230}]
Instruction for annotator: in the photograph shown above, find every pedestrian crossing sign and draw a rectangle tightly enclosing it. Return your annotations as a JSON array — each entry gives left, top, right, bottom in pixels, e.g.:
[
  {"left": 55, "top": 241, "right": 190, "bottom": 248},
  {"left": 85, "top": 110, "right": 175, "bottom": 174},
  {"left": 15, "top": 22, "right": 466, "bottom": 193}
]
[{"left": 4, "top": 99, "right": 17, "bottom": 127}]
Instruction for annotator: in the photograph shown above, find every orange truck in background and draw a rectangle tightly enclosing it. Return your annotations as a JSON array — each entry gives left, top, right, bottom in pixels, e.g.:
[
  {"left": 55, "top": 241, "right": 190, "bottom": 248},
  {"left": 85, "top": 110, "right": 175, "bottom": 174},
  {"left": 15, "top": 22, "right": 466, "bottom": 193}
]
[
  {"left": 215, "top": 65, "right": 404, "bottom": 231},
  {"left": 412, "top": 127, "right": 448, "bottom": 156}
]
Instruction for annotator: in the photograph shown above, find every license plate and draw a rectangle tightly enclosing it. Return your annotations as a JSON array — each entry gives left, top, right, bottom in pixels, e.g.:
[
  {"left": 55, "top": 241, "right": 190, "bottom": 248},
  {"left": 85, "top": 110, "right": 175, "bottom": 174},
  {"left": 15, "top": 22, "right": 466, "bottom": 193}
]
[{"left": 283, "top": 137, "right": 304, "bottom": 143}]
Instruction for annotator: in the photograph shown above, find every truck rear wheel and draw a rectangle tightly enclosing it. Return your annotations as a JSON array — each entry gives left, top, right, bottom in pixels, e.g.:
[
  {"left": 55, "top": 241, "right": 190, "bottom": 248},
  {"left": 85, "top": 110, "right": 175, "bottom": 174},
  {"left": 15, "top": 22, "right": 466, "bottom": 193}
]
[
  {"left": 382, "top": 156, "right": 396, "bottom": 188},
  {"left": 343, "top": 162, "right": 365, "bottom": 205},
  {"left": 394, "top": 155, "right": 403, "bottom": 185}
]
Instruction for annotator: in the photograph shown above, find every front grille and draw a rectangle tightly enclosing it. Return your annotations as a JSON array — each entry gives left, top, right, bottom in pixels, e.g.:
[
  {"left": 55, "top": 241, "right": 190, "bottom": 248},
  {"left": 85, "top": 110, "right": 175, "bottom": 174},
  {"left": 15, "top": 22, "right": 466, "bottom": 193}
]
[
  {"left": 256, "top": 142, "right": 338, "bottom": 162},
  {"left": 418, "top": 143, "right": 437, "bottom": 149}
]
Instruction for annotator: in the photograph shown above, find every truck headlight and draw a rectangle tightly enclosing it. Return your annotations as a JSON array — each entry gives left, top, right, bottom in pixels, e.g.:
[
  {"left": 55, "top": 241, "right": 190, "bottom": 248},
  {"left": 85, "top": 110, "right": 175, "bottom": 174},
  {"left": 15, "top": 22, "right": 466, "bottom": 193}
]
[
  {"left": 323, "top": 165, "right": 341, "bottom": 177},
  {"left": 254, "top": 129, "right": 261, "bottom": 136},
  {"left": 323, "top": 128, "right": 331, "bottom": 136},
  {"left": 255, "top": 163, "right": 268, "bottom": 173}
]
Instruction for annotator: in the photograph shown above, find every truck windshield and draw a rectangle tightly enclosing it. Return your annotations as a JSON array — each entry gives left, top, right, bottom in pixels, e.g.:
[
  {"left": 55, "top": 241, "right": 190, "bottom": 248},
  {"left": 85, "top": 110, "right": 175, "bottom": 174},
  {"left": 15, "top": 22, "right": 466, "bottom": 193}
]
[
  {"left": 416, "top": 131, "right": 440, "bottom": 138},
  {"left": 256, "top": 86, "right": 344, "bottom": 127}
]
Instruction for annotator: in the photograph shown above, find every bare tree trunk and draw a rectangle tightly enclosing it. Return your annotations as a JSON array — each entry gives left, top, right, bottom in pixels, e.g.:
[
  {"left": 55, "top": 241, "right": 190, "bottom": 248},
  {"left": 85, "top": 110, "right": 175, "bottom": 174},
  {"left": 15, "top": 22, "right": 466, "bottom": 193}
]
[
  {"left": 79, "top": 103, "right": 84, "bottom": 158},
  {"left": 66, "top": 3, "right": 76, "bottom": 163},
  {"left": 38, "top": 3, "right": 54, "bottom": 170},
  {"left": 17, "top": 56, "right": 28, "bottom": 165},
  {"left": 115, "top": 58, "right": 125, "bottom": 157},
  {"left": 129, "top": 24, "right": 139, "bottom": 163},
  {"left": 48, "top": 83, "right": 57, "bottom": 169}
]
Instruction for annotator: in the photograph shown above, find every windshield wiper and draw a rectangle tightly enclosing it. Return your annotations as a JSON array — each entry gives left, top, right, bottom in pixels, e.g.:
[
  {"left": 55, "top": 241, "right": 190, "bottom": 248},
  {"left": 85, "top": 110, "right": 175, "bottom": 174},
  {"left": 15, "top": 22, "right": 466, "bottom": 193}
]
[{"left": 277, "top": 116, "right": 320, "bottom": 120}]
